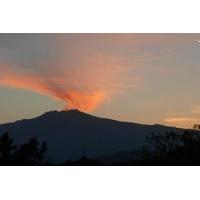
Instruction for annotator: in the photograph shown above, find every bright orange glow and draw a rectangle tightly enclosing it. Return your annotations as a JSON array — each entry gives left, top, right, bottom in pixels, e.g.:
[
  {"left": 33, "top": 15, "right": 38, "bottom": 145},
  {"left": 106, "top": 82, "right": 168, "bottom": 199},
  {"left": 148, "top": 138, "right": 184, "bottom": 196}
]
[
  {"left": 0, "top": 56, "right": 132, "bottom": 111},
  {"left": 0, "top": 65, "right": 108, "bottom": 111},
  {"left": 64, "top": 91, "right": 106, "bottom": 111}
]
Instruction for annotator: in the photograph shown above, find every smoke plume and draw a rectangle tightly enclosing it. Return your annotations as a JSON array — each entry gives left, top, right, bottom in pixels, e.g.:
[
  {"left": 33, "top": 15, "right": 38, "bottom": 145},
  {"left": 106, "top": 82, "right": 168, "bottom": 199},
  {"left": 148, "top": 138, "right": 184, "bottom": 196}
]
[{"left": 0, "top": 57, "right": 132, "bottom": 112}]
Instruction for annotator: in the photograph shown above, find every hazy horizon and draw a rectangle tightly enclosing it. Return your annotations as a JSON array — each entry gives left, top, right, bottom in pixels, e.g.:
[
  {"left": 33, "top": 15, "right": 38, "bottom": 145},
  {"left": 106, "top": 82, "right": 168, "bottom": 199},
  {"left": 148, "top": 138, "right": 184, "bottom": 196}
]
[
  {"left": 0, "top": 108, "right": 191, "bottom": 129},
  {"left": 0, "top": 33, "right": 200, "bottom": 128}
]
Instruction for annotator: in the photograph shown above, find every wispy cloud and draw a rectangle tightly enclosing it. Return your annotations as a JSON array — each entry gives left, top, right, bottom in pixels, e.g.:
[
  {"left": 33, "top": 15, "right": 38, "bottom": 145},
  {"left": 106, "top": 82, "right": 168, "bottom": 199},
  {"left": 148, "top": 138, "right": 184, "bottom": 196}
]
[
  {"left": 0, "top": 33, "right": 195, "bottom": 116},
  {"left": 0, "top": 51, "right": 137, "bottom": 111}
]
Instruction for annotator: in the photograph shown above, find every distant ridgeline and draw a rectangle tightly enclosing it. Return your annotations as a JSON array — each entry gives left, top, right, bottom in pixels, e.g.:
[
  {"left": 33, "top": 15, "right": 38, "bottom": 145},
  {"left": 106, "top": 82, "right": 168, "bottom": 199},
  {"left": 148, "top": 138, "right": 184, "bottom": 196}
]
[{"left": 0, "top": 109, "right": 192, "bottom": 165}]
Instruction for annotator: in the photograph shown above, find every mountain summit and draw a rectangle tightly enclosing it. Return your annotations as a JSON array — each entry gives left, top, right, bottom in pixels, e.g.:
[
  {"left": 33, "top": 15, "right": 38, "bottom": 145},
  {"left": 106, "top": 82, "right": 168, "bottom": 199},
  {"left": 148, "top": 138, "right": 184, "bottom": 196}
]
[{"left": 0, "top": 110, "right": 184, "bottom": 163}]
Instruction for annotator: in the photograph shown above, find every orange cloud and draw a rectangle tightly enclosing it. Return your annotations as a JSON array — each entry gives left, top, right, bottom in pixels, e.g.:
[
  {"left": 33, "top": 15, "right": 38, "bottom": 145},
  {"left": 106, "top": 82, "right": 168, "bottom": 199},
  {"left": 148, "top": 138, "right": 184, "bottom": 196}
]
[
  {"left": 0, "top": 65, "right": 108, "bottom": 111},
  {"left": 64, "top": 91, "right": 106, "bottom": 111},
  {"left": 0, "top": 52, "right": 135, "bottom": 112}
]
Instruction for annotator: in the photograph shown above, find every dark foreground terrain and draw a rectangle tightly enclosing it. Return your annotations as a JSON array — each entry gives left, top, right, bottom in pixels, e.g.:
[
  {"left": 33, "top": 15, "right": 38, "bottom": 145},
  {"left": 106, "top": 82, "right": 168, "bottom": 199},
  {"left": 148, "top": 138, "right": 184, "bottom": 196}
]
[
  {"left": 0, "top": 110, "right": 199, "bottom": 166},
  {"left": 0, "top": 128, "right": 200, "bottom": 166}
]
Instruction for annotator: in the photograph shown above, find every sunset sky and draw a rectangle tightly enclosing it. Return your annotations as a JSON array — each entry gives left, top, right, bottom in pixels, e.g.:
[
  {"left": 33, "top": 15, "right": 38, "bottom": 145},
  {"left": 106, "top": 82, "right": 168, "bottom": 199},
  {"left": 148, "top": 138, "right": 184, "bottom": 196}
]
[{"left": 0, "top": 33, "right": 200, "bottom": 128}]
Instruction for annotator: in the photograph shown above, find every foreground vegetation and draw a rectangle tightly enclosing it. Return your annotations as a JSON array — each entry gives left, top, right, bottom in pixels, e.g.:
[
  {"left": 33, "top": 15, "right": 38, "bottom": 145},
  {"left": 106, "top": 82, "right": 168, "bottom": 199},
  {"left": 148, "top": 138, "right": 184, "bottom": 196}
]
[
  {"left": 0, "top": 133, "right": 47, "bottom": 165},
  {"left": 1, "top": 124, "right": 200, "bottom": 165}
]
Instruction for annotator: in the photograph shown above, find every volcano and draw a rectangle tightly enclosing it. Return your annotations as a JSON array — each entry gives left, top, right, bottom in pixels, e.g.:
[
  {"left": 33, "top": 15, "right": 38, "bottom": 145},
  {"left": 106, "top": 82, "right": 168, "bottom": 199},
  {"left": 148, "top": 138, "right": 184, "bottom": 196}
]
[{"left": 0, "top": 109, "right": 185, "bottom": 163}]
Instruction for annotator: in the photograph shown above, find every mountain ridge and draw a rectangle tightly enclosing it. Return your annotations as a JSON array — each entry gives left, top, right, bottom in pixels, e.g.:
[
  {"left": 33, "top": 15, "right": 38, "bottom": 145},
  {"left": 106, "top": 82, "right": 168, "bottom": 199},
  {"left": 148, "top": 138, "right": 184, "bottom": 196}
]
[
  {"left": 0, "top": 109, "right": 187, "bottom": 163},
  {"left": 0, "top": 109, "right": 179, "bottom": 129}
]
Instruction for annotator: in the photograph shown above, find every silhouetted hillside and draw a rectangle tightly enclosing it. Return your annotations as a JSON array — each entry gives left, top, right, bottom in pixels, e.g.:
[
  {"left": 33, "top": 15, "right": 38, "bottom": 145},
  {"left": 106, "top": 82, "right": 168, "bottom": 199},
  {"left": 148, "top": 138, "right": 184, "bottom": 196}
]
[{"left": 0, "top": 109, "right": 186, "bottom": 163}]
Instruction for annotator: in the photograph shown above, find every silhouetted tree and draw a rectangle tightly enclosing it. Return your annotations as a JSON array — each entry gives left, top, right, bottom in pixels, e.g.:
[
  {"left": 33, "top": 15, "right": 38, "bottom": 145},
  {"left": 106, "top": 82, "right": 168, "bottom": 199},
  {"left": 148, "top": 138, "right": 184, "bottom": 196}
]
[
  {"left": 17, "top": 138, "right": 47, "bottom": 165},
  {"left": 141, "top": 128, "right": 200, "bottom": 165},
  {"left": 0, "top": 132, "right": 47, "bottom": 165},
  {"left": 193, "top": 124, "right": 200, "bottom": 131},
  {"left": 146, "top": 131, "right": 180, "bottom": 155},
  {"left": 0, "top": 132, "right": 17, "bottom": 165}
]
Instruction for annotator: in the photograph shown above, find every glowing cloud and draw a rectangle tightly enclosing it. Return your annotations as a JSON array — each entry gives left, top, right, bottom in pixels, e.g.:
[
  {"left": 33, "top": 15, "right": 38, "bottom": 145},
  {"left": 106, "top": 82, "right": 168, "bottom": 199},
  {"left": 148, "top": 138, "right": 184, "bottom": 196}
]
[{"left": 0, "top": 51, "right": 135, "bottom": 112}]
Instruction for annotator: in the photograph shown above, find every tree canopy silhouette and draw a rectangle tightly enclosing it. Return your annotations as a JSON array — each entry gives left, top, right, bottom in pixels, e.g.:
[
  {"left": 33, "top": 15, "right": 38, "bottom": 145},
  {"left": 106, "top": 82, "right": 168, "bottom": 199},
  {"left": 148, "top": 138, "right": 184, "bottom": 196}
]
[
  {"left": 0, "top": 132, "right": 17, "bottom": 165},
  {"left": 141, "top": 127, "right": 200, "bottom": 165},
  {"left": 0, "top": 132, "right": 47, "bottom": 165},
  {"left": 17, "top": 138, "right": 47, "bottom": 165}
]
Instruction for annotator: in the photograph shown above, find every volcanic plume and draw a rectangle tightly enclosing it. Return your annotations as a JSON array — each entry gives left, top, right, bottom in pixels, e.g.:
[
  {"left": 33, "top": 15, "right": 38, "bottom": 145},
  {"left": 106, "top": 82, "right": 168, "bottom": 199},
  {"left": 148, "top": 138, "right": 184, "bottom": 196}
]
[
  {"left": 0, "top": 59, "right": 131, "bottom": 111},
  {"left": 0, "top": 34, "right": 138, "bottom": 112}
]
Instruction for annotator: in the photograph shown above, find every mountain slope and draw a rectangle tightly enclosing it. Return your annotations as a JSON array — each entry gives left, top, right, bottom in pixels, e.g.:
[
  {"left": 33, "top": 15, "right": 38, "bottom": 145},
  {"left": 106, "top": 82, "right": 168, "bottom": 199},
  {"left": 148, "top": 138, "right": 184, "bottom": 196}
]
[{"left": 0, "top": 109, "right": 185, "bottom": 162}]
